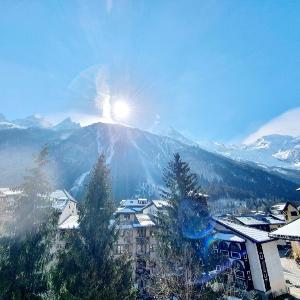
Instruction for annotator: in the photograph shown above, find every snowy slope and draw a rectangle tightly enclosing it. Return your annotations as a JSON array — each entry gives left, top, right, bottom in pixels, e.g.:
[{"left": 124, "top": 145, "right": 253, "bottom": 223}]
[
  {"left": 0, "top": 122, "right": 299, "bottom": 202},
  {"left": 200, "top": 135, "right": 300, "bottom": 170}
]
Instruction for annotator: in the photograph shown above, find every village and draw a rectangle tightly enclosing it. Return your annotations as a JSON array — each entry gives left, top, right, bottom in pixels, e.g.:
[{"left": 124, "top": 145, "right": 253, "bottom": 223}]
[{"left": 1, "top": 186, "right": 300, "bottom": 299}]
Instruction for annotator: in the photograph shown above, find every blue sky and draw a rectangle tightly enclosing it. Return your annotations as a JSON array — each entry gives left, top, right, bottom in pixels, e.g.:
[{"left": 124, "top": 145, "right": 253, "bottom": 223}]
[{"left": 1, "top": 0, "right": 300, "bottom": 142}]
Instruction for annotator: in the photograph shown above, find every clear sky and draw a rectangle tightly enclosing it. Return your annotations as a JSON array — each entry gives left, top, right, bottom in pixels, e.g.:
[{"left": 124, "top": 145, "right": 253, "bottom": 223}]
[{"left": 1, "top": 0, "right": 300, "bottom": 142}]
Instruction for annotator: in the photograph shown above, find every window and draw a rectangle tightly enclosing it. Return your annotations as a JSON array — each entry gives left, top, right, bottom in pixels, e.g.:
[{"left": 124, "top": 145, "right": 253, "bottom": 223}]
[
  {"left": 117, "top": 245, "right": 124, "bottom": 254},
  {"left": 291, "top": 211, "right": 298, "bottom": 216},
  {"left": 124, "top": 214, "right": 130, "bottom": 220},
  {"left": 138, "top": 228, "right": 147, "bottom": 237},
  {"left": 235, "top": 270, "right": 245, "bottom": 279},
  {"left": 231, "top": 251, "right": 241, "bottom": 259}
]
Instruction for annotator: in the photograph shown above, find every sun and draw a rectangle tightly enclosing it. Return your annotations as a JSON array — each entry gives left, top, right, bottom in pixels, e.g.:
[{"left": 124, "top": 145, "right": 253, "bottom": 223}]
[{"left": 113, "top": 100, "right": 130, "bottom": 120}]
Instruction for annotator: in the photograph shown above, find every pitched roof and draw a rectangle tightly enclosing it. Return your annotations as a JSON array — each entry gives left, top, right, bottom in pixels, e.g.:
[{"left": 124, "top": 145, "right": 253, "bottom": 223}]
[
  {"left": 271, "top": 201, "right": 298, "bottom": 212},
  {"left": 51, "top": 190, "right": 77, "bottom": 212},
  {"left": 134, "top": 214, "right": 155, "bottom": 227},
  {"left": 58, "top": 215, "right": 79, "bottom": 230},
  {"left": 151, "top": 200, "right": 170, "bottom": 209},
  {"left": 235, "top": 216, "right": 268, "bottom": 226},
  {"left": 213, "top": 218, "right": 275, "bottom": 243},
  {"left": 235, "top": 215, "right": 285, "bottom": 226},
  {"left": 50, "top": 189, "right": 77, "bottom": 203},
  {"left": 213, "top": 232, "right": 245, "bottom": 243},
  {"left": 269, "top": 217, "right": 300, "bottom": 240},
  {"left": 115, "top": 206, "right": 144, "bottom": 215},
  {"left": 270, "top": 214, "right": 286, "bottom": 222},
  {"left": 0, "top": 188, "right": 22, "bottom": 197}
]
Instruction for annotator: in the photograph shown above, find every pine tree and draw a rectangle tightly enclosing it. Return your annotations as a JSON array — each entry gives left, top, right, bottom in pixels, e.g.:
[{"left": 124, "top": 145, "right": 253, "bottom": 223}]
[
  {"left": 51, "top": 154, "right": 136, "bottom": 300},
  {"left": 0, "top": 146, "right": 58, "bottom": 300},
  {"left": 151, "top": 153, "right": 214, "bottom": 300}
]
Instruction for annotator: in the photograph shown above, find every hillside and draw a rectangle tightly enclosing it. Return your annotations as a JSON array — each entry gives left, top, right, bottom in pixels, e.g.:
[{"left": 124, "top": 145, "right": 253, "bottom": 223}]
[{"left": 0, "top": 122, "right": 299, "bottom": 202}]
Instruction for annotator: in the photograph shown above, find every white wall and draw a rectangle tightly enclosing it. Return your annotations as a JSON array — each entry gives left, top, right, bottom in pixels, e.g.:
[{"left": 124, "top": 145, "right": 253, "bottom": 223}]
[
  {"left": 262, "top": 241, "right": 286, "bottom": 297},
  {"left": 245, "top": 240, "right": 266, "bottom": 293}
]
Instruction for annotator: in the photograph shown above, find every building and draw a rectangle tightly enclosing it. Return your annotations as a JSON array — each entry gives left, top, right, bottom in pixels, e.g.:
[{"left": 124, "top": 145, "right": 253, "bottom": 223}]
[
  {"left": 269, "top": 217, "right": 300, "bottom": 259},
  {"left": 213, "top": 218, "right": 287, "bottom": 298},
  {"left": 0, "top": 188, "right": 22, "bottom": 232},
  {"left": 270, "top": 202, "right": 299, "bottom": 222},
  {"left": 114, "top": 199, "right": 162, "bottom": 294},
  {"left": 50, "top": 189, "right": 78, "bottom": 225}
]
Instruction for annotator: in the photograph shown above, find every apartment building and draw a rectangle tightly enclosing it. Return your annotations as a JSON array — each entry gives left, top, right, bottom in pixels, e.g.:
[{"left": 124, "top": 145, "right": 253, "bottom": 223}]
[{"left": 213, "top": 218, "right": 287, "bottom": 299}]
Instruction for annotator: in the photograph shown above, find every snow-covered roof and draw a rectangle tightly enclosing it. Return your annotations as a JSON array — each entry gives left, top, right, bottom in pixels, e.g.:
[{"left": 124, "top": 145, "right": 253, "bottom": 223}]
[
  {"left": 50, "top": 189, "right": 77, "bottom": 211},
  {"left": 235, "top": 215, "right": 285, "bottom": 226},
  {"left": 0, "top": 188, "right": 22, "bottom": 197},
  {"left": 119, "top": 198, "right": 149, "bottom": 207},
  {"left": 269, "top": 217, "right": 300, "bottom": 241},
  {"left": 58, "top": 215, "right": 79, "bottom": 230},
  {"left": 213, "top": 232, "right": 245, "bottom": 243},
  {"left": 50, "top": 189, "right": 77, "bottom": 202},
  {"left": 133, "top": 214, "right": 155, "bottom": 227},
  {"left": 151, "top": 200, "right": 170, "bottom": 208},
  {"left": 270, "top": 202, "right": 298, "bottom": 213},
  {"left": 270, "top": 214, "right": 286, "bottom": 221},
  {"left": 115, "top": 206, "right": 144, "bottom": 215},
  {"left": 213, "top": 218, "right": 275, "bottom": 243},
  {"left": 262, "top": 216, "right": 285, "bottom": 225},
  {"left": 235, "top": 216, "right": 268, "bottom": 226}
]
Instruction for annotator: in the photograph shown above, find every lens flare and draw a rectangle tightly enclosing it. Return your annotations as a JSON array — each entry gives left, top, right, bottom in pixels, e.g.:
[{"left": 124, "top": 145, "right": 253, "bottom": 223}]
[{"left": 113, "top": 101, "right": 130, "bottom": 120}]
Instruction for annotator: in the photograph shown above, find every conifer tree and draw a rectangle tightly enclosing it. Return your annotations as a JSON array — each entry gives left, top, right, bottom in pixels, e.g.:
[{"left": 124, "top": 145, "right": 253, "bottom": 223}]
[
  {"left": 0, "top": 146, "right": 58, "bottom": 299},
  {"left": 151, "top": 153, "right": 214, "bottom": 300},
  {"left": 51, "top": 154, "right": 135, "bottom": 300}
]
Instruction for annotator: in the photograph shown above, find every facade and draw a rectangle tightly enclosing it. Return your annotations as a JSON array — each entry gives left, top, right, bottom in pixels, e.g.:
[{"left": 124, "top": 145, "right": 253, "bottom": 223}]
[
  {"left": 269, "top": 217, "right": 300, "bottom": 259},
  {"left": 213, "top": 218, "right": 287, "bottom": 298},
  {"left": 50, "top": 189, "right": 78, "bottom": 225},
  {"left": 0, "top": 188, "right": 22, "bottom": 232},
  {"left": 114, "top": 199, "right": 158, "bottom": 296}
]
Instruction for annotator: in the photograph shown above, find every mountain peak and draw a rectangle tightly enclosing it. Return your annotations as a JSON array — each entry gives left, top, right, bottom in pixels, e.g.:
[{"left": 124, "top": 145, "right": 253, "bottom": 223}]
[
  {"left": 53, "top": 117, "right": 81, "bottom": 131},
  {"left": 13, "top": 115, "right": 52, "bottom": 129}
]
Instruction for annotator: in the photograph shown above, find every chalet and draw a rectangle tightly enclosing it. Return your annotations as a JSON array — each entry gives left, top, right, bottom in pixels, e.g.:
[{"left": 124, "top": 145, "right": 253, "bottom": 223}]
[
  {"left": 141, "top": 199, "right": 169, "bottom": 216},
  {"left": 213, "top": 218, "right": 286, "bottom": 299},
  {"left": 269, "top": 217, "right": 300, "bottom": 259},
  {"left": 50, "top": 189, "right": 78, "bottom": 225},
  {"left": 270, "top": 202, "right": 299, "bottom": 222}
]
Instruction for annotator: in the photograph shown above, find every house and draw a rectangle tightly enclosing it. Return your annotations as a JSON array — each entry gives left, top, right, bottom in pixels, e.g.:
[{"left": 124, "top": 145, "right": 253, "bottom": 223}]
[
  {"left": 0, "top": 188, "right": 22, "bottom": 231},
  {"left": 141, "top": 199, "right": 170, "bottom": 216},
  {"left": 269, "top": 217, "right": 300, "bottom": 259},
  {"left": 270, "top": 202, "right": 299, "bottom": 222},
  {"left": 213, "top": 218, "right": 287, "bottom": 299},
  {"left": 50, "top": 189, "right": 78, "bottom": 225}
]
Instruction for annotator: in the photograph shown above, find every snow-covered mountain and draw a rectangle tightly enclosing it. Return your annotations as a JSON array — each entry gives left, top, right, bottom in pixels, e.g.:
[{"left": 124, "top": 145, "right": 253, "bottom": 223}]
[
  {"left": 13, "top": 114, "right": 53, "bottom": 129},
  {"left": 0, "top": 113, "right": 80, "bottom": 131},
  {"left": 52, "top": 117, "right": 81, "bottom": 131},
  {"left": 0, "top": 122, "right": 299, "bottom": 202},
  {"left": 200, "top": 134, "right": 300, "bottom": 170}
]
